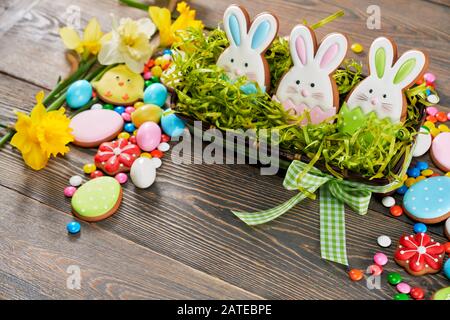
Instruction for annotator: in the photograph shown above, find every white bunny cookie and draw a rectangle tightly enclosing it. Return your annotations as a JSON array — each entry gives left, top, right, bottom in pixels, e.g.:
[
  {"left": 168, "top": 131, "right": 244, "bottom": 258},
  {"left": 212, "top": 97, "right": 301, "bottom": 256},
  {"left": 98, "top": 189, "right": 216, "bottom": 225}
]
[
  {"left": 275, "top": 25, "right": 347, "bottom": 125},
  {"left": 346, "top": 37, "right": 428, "bottom": 123},
  {"left": 217, "top": 5, "right": 278, "bottom": 92}
]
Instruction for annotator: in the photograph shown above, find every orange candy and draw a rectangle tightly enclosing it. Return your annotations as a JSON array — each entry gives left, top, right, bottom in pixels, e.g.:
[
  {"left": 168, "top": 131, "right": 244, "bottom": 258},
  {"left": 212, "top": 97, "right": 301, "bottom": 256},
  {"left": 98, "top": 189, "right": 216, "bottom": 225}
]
[
  {"left": 390, "top": 205, "right": 403, "bottom": 217},
  {"left": 435, "top": 111, "right": 448, "bottom": 122},
  {"left": 443, "top": 242, "right": 450, "bottom": 254},
  {"left": 348, "top": 269, "right": 364, "bottom": 281},
  {"left": 426, "top": 115, "right": 437, "bottom": 123}
]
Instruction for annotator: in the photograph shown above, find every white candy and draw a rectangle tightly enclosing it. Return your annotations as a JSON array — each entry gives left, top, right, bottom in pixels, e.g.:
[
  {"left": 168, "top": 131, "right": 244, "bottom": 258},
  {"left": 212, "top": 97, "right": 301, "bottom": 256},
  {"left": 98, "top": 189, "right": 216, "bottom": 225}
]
[
  {"left": 426, "top": 94, "right": 439, "bottom": 104},
  {"left": 158, "top": 142, "right": 170, "bottom": 152},
  {"left": 90, "top": 103, "right": 103, "bottom": 110},
  {"left": 130, "top": 157, "right": 156, "bottom": 188},
  {"left": 412, "top": 127, "right": 432, "bottom": 157},
  {"left": 69, "top": 175, "right": 83, "bottom": 187},
  {"left": 377, "top": 235, "right": 392, "bottom": 248},
  {"left": 381, "top": 196, "right": 395, "bottom": 208},
  {"left": 151, "top": 157, "right": 162, "bottom": 169},
  {"left": 162, "top": 54, "right": 172, "bottom": 61}
]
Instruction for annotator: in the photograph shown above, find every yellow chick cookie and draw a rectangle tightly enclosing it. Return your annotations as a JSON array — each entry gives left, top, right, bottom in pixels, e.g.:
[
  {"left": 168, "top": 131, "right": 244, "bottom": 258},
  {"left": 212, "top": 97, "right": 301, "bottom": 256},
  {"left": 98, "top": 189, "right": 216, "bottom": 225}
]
[{"left": 92, "top": 64, "right": 144, "bottom": 105}]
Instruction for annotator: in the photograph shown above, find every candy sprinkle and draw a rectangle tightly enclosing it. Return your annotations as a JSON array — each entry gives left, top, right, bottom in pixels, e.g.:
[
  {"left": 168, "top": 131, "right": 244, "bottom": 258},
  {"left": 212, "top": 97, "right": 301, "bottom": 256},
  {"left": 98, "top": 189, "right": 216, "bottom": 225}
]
[{"left": 350, "top": 43, "right": 364, "bottom": 53}]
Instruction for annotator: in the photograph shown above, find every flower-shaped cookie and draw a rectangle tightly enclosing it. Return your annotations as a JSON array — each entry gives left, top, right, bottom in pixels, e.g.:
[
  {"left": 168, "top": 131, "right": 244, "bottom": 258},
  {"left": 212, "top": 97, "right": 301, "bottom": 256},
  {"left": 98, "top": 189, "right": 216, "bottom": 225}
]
[
  {"left": 94, "top": 138, "right": 140, "bottom": 175},
  {"left": 394, "top": 233, "right": 444, "bottom": 276}
]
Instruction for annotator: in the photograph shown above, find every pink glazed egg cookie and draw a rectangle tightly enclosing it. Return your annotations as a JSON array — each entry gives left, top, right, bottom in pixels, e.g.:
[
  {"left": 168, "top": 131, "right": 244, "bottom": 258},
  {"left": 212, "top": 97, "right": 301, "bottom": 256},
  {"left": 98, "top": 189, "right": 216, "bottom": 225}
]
[
  {"left": 70, "top": 109, "right": 124, "bottom": 148},
  {"left": 431, "top": 132, "right": 450, "bottom": 172}
]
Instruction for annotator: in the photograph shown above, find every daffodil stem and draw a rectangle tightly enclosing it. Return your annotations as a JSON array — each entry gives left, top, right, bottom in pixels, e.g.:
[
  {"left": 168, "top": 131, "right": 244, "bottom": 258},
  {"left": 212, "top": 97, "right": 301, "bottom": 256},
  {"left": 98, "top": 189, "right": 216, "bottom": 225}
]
[
  {"left": 0, "top": 131, "right": 14, "bottom": 148},
  {"left": 118, "top": 0, "right": 149, "bottom": 11}
]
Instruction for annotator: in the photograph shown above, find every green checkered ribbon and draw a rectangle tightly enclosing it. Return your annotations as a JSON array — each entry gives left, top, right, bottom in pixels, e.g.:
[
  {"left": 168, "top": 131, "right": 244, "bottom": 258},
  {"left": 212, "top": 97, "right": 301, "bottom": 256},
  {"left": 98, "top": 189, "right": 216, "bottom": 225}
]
[{"left": 233, "top": 160, "right": 402, "bottom": 266}]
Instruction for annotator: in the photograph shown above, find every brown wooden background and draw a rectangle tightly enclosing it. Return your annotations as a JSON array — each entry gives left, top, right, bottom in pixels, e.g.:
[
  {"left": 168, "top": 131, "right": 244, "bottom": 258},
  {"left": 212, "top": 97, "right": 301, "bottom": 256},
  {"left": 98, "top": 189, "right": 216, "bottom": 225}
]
[{"left": 0, "top": 0, "right": 449, "bottom": 300}]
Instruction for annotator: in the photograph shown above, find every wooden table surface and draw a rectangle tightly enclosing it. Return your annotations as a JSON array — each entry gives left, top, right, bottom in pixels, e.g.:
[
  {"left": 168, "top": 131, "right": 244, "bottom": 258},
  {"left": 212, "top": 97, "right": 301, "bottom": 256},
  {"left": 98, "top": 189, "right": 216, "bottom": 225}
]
[{"left": 0, "top": 0, "right": 449, "bottom": 300}]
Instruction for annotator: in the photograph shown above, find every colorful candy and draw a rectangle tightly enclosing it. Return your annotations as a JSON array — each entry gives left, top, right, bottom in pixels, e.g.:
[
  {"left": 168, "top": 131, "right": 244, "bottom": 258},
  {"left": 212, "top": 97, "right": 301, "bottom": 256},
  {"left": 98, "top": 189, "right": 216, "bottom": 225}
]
[
  {"left": 413, "top": 222, "right": 427, "bottom": 233},
  {"left": 410, "top": 287, "right": 425, "bottom": 300},
  {"left": 389, "top": 205, "right": 403, "bottom": 217},
  {"left": 350, "top": 43, "right": 363, "bottom": 53},
  {"left": 367, "top": 264, "right": 382, "bottom": 276},
  {"left": 396, "top": 283, "right": 411, "bottom": 294},
  {"left": 66, "top": 221, "right": 81, "bottom": 234},
  {"left": 387, "top": 272, "right": 402, "bottom": 285},
  {"left": 115, "top": 172, "right": 128, "bottom": 184},
  {"left": 158, "top": 142, "right": 170, "bottom": 152},
  {"left": 373, "top": 252, "right": 388, "bottom": 266},
  {"left": 90, "top": 170, "right": 104, "bottom": 179},
  {"left": 377, "top": 235, "right": 392, "bottom": 248},
  {"left": 348, "top": 269, "right": 364, "bottom": 281},
  {"left": 64, "top": 186, "right": 77, "bottom": 197},
  {"left": 83, "top": 163, "right": 96, "bottom": 174},
  {"left": 69, "top": 175, "right": 83, "bottom": 187},
  {"left": 150, "top": 149, "right": 164, "bottom": 158}
]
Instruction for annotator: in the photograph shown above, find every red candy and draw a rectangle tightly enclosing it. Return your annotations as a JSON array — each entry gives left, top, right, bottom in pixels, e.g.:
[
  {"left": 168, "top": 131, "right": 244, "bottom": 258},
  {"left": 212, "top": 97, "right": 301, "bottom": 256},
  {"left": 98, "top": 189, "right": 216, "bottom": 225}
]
[
  {"left": 443, "top": 242, "right": 450, "bottom": 254},
  {"left": 426, "top": 115, "right": 437, "bottom": 123},
  {"left": 435, "top": 111, "right": 448, "bottom": 122},
  {"left": 129, "top": 136, "right": 137, "bottom": 144},
  {"left": 90, "top": 170, "right": 104, "bottom": 179},
  {"left": 410, "top": 287, "right": 425, "bottom": 300},
  {"left": 348, "top": 269, "right": 364, "bottom": 281},
  {"left": 390, "top": 205, "right": 403, "bottom": 217},
  {"left": 150, "top": 149, "right": 164, "bottom": 158},
  {"left": 160, "top": 134, "right": 170, "bottom": 143}
]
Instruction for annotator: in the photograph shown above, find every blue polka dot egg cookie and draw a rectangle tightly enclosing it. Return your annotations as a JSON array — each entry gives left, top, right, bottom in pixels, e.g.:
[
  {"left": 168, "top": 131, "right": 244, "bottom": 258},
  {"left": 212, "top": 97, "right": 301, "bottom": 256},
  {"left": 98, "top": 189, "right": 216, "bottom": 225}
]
[{"left": 403, "top": 176, "right": 450, "bottom": 224}]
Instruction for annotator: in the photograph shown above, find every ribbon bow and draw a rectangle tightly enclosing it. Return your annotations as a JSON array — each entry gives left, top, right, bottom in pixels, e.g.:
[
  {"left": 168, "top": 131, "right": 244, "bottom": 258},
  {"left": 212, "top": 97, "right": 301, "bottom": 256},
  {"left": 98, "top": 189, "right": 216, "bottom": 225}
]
[{"left": 233, "top": 160, "right": 400, "bottom": 265}]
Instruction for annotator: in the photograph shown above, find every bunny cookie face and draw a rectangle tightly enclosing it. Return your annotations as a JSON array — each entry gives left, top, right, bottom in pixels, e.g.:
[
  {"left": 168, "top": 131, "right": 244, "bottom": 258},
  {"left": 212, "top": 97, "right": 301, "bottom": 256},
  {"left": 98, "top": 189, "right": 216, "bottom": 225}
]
[
  {"left": 346, "top": 37, "right": 427, "bottom": 123},
  {"left": 275, "top": 25, "right": 347, "bottom": 125},
  {"left": 217, "top": 5, "right": 278, "bottom": 91}
]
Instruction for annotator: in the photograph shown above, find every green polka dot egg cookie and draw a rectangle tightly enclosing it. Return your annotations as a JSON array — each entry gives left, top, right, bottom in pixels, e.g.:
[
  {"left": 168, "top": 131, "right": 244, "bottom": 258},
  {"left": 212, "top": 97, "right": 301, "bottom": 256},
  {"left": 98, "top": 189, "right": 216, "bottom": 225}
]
[{"left": 71, "top": 177, "right": 122, "bottom": 222}]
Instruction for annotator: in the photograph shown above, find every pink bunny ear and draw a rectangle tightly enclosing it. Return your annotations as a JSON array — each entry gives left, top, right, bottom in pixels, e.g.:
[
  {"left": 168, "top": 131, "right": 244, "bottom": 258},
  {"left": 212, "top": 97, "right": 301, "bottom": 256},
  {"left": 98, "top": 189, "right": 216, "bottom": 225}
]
[
  {"left": 315, "top": 33, "right": 348, "bottom": 75},
  {"left": 289, "top": 25, "right": 316, "bottom": 67}
]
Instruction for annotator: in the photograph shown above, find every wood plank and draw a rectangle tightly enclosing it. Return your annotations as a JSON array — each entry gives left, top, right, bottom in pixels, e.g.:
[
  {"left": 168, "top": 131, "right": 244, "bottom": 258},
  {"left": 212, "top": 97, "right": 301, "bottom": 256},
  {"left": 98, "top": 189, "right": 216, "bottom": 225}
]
[{"left": 0, "top": 185, "right": 260, "bottom": 299}]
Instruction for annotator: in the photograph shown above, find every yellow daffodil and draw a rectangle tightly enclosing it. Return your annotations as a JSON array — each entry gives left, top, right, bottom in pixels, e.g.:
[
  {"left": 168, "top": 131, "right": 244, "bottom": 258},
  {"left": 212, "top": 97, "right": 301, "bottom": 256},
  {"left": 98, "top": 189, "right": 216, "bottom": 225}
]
[
  {"left": 11, "top": 91, "right": 74, "bottom": 170},
  {"left": 98, "top": 17, "right": 156, "bottom": 73},
  {"left": 149, "top": 1, "right": 204, "bottom": 47},
  {"left": 59, "top": 18, "right": 103, "bottom": 58}
]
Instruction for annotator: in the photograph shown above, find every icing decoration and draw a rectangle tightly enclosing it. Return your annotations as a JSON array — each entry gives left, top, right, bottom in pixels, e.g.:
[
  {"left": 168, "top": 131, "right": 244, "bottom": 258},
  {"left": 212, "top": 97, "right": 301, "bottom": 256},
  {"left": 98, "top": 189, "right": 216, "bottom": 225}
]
[
  {"left": 92, "top": 64, "right": 144, "bottom": 105},
  {"left": 432, "top": 287, "right": 450, "bottom": 300},
  {"left": 445, "top": 218, "right": 450, "bottom": 240},
  {"left": 394, "top": 233, "right": 444, "bottom": 275},
  {"left": 346, "top": 37, "right": 427, "bottom": 123},
  {"left": 412, "top": 126, "right": 432, "bottom": 157},
  {"left": 71, "top": 176, "right": 122, "bottom": 222},
  {"left": 70, "top": 109, "right": 124, "bottom": 147},
  {"left": 431, "top": 132, "right": 450, "bottom": 172},
  {"left": 403, "top": 176, "right": 450, "bottom": 223},
  {"left": 94, "top": 138, "right": 141, "bottom": 175},
  {"left": 217, "top": 5, "right": 278, "bottom": 91},
  {"left": 275, "top": 25, "right": 347, "bottom": 125}
]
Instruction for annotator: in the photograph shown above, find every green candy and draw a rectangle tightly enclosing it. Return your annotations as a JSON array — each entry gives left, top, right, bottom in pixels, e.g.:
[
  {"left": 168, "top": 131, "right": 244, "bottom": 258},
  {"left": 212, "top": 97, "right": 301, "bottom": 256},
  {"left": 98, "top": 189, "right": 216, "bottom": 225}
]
[
  {"left": 71, "top": 177, "right": 121, "bottom": 221},
  {"left": 150, "top": 76, "right": 160, "bottom": 83},
  {"left": 103, "top": 104, "right": 114, "bottom": 110},
  {"left": 393, "top": 293, "right": 410, "bottom": 300},
  {"left": 387, "top": 272, "right": 402, "bottom": 285},
  {"left": 144, "top": 80, "right": 152, "bottom": 87}
]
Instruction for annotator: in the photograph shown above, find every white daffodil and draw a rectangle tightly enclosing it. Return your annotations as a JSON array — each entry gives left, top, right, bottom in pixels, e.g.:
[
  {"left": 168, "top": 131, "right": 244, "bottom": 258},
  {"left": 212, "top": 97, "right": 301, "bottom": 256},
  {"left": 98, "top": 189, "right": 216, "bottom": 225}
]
[{"left": 98, "top": 16, "right": 156, "bottom": 73}]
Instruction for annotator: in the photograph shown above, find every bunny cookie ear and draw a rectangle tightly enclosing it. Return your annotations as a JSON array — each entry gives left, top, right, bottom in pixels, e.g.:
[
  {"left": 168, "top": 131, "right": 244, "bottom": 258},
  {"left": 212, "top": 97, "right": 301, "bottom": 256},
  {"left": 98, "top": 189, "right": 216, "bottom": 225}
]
[
  {"left": 247, "top": 13, "right": 278, "bottom": 54},
  {"left": 368, "top": 37, "right": 396, "bottom": 79},
  {"left": 289, "top": 25, "right": 317, "bottom": 68},
  {"left": 314, "top": 33, "right": 348, "bottom": 75},
  {"left": 223, "top": 5, "right": 250, "bottom": 47},
  {"left": 389, "top": 50, "right": 427, "bottom": 89}
]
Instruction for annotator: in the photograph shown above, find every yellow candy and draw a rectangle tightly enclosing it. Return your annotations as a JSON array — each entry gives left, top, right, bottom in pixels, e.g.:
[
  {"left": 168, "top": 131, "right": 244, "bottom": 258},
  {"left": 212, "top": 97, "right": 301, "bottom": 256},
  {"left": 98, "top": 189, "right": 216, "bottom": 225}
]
[
  {"left": 423, "top": 121, "right": 436, "bottom": 130},
  {"left": 131, "top": 104, "right": 163, "bottom": 127},
  {"left": 151, "top": 66, "right": 163, "bottom": 77},
  {"left": 405, "top": 177, "right": 416, "bottom": 188},
  {"left": 118, "top": 132, "right": 130, "bottom": 139},
  {"left": 83, "top": 163, "right": 96, "bottom": 174},
  {"left": 154, "top": 57, "right": 164, "bottom": 66},
  {"left": 421, "top": 169, "right": 434, "bottom": 176},
  {"left": 430, "top": 127, "right": 441, "bottom": 138},
  {"left": 402, "top": 175, "right": 408, "bottom": 182},
  {"left": 133, "top": 129, "right": 138, "bottom": 136},
  {"left": 415, "top": 176, "right": 426, "bottom": 182},
  {"left": 134, "top": 101, "right": 145, "bottom": 109},
  {"left": 438, "top": 124, "right": 449, "bottom": 132},
  {"left": 446, "top": 172, "right": 450, "bottom": 177},
  {"left": 351, "top": 43, "right": 364, "bottom": 54},
  {"left": 140, "top": 152, "right": 152, "bottom": 158}
]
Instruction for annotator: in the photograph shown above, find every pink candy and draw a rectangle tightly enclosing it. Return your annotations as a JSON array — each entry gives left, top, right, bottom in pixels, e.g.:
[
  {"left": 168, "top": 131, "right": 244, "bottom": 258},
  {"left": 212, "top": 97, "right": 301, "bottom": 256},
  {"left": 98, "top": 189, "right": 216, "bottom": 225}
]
[
  {"left": 115, "top": 172, "right": 128, "bottom": 184},
  {"left": 447, "top": 112, "right": 450, "bottom": 121},
  {"left": 121, "top": 112, "right": 131, "bottom": 122},
  {"left": 125, "top": 107, "right": 135, "bottom": 114},
  {"left": 367, "top": 264, "right": 383, "bottom": 276},
  {"left": 373, "top": 252, "right": 388, "bottom": 266},
  {"left": 64, "top": 186, "right": 77, "bottom": 197},
  {"left": 143, "top": 71, "right": 152, "bottom": 80},
  {"left": 396, "top": 282, "right": 411, "bottom": 294},
  {"left": 423, "top": 72, "right": 436, "bottom": 83},
  {"left": 426, "top": 106, "right": 438, "bottom": 116}
]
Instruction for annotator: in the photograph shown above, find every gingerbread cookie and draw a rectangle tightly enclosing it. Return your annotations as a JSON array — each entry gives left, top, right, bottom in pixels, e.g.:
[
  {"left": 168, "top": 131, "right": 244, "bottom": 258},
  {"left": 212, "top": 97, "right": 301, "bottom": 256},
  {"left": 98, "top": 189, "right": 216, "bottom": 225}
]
[
  {"left": 431, "top": 132, "right": 450, "bottom": 172},
  {"left": 71, "top": 176, "right": 122, "bottom": 222},
  {"left": 94, "top": 138, "right": 141, "bottom": 176},
  {"left": 275, "top": 25, "right": 347, "bottom": 125},
  {"left": 403, "top": 176, "right": 450, "bottom": 224},
  {"left": 217, "top": 5, "right": 278, "bottom": 92},
  {"left": 92, "top": 64, "right": 144, "bottom": 105},
  {"left": 394, "top": 232, "right": 444, "bottom": 276},
  {"left": 346, "top": 37, "right": 428, "bottom": 124},
  {"left": 69, "top": 109, "right": 124, "bottom": 147}
]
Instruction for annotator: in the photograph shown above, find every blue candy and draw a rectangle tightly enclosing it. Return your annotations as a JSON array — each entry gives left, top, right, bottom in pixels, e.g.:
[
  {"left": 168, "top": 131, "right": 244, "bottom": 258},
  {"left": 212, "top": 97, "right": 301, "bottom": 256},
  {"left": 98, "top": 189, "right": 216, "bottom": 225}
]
[
  {"left": 444, "top": 259, "right": 450, "bottom": 280},
  {"left": 124, "top": 123, "right": 136, "bottom": 133},
  {"left": 407, "top": 167, "right": 421, "bottom": 178},
  {"left": 161, "top": 109, "right": 185, "bottom": 137},
  {"left": 415, "top": 161, "right": 428, "bottom": 171},
  {"left": 114, "top": 106, "right": 125, "bottom": 114},
  {"left": 413, "top": 223, "right": 427, "bottom": 233},
  {"left": 67, "top": 221, "right": 81, "bottom": 234},
  {"left": 396, "top": 185, "right": 408, "bottom": 195},
  {"left": 163, "top": 49, "right": 172, "bottom": 55},
  {"left": 143, "top": 83, "right": 168, "bottom": 107},
  {"left": 426, "top": 89, "right": 431, "bottom": 96},
  {"left": 66, "top": 80, "right": 92, "bottom": 109}
]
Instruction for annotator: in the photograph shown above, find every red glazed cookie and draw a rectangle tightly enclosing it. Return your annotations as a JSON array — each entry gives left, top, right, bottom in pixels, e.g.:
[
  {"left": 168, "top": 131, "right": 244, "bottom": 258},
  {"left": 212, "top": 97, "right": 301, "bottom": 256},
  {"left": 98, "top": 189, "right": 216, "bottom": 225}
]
[
  {"left": 394, "top": 233, "right": 444, "bottom": 276},
  {"left": 94, "top": 138, "right": 141, "bottom": 175}
]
